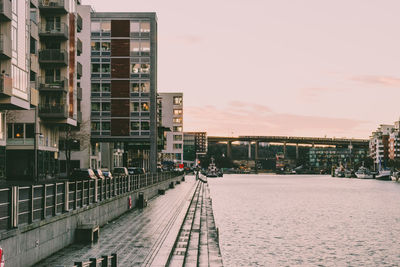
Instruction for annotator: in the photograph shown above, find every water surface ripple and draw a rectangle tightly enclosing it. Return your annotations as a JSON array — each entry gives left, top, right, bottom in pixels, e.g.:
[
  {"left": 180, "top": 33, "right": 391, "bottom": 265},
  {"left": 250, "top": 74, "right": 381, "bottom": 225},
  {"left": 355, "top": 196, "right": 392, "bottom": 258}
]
[{"left": 207, "top": 174, "right": 400, "bottom": 266}]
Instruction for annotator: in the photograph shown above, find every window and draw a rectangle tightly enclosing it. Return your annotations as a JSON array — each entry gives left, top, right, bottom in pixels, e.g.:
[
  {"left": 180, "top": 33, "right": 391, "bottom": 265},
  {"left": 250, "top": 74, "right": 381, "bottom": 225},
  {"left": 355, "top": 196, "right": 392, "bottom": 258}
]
[
  {"left": 131, "top": 83, "right": 140, "bottom": 93},
  {"left": 91, "top": 122, "right": 100, "bottom": 131},
  {"left": 141, "top": 41, "right": 150, "bottom": 55},
  {"left": 141, "top": 64, "right": 150, "bottom": 73},
  {"left": 101, "top": 42, "right": 110, "bottom": 51},
  {"left": 141, "top": 121, "right": 150, "bottom": 131},
  {"left": 132, "top": 64, "right": 140, "bottom": 73},
  {"left": 141, "top": 102, "right": 149, "bottom": 111},
  {"left": 91, "top": 102, "right": 100, "bottom": 111},
  {"left": 173, "top": 96, "right": 183, "bottom": 105},
  {"left": 101, "top": 64, "right": 110, "bottom": 73},
  {"left": 131, "top": 102, "right": 139, "bottom": 112},
  {"left": 25, "top": 124, "right": 34, "bottom": 138},
  {"left": 102, "top": 122, "right": 110, "bottom": 131},
  {"left": 141, "top": 82, "right": 150, "bottom": 93},
  {"left": 174, "top": 144, "right": 182, "bottom": 149},
  {"left": 130, "top": 40, "right": 140, "bottom": 55},
  {"left": 102, "top": 102, "right": 110, "bottom": 111},
  {"left": 102, "top": 83, "right": 110, "bottom": 92},
  {"left": 173, "top": 109, "right": 183, "bottom": 115},
  {"left": 173, "top": 126, "right": 183, "bottom": 132},
  {"left": 92, "top": 83, "right": 100, "bottom": 92},
  {"left": 174, "top": 135, "right": 183, "bottom": 141},
  {"left": 173, "top": 117, "right": 182, "bottom": 124},
  {"left": 91, "top": 41, "right": 100, "bottom": 51},
  {"left": 130, "top": 22, "right": 140, "bottom": 32},
  {"left": 92, "top": 63, "right": 100, "bottom": 73},
  {"left": 101, "top": 21, "right": 111, "bottom": 33},
  {"left": 14, "top": 124, "right": 24, "bottom": 138},
  {"left": 131, "top": 64, "right": 150, "bottom": 73},
  {"left": 91, "top": 22, "right": 100, "bottom": 32},
  {"left": 131, "top": 121, "right": 140, "bottom": 130},
  {"left": 141, "top": 22, "right": 150, "bottom": 33}
]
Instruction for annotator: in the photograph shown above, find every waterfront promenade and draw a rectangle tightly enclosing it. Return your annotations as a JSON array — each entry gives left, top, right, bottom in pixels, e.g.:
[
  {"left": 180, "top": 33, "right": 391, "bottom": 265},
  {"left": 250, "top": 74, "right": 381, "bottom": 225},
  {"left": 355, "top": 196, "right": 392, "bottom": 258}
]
[{"left": 36, "top": 176, "right": 223, "bottom": 266}]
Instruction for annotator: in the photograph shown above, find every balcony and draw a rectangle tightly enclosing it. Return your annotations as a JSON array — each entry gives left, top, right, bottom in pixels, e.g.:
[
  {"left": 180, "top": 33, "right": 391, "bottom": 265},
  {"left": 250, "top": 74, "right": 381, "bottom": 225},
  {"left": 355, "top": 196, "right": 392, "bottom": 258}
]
[
  {"left": 77, "top": 61, "right": 82, "bottom": 79},
  {"left": 77, "top": 38, "right": 82, "bottom": 56},
  {"left": 30, "top": 53, "right": 39, "bottom": 73},
  {"left": 39, "top": 103, "right": 68, "bottom": 119},
  {"left": 30, "top": 88, "right": 39, "bottom": 107},
  {"left": 39, "top": 49, "right": 68, "bottom": 65},
  {"left": 0, "top": 34, "right": 11, "bottom": 59},
  {"left": 39, "top": 23, "right": 68, "bottom": 40},
  {"left": 38, "top": 76, "right": 68, "bottom": 92},
  {"left": 0, "top": 0, "right": 12, "bottom": 21},
  {"left": 77, "top": 86, "right": 82, "bottom": 100},
  {"left": 0, "top": 74, "right": 12, "bottom": 97},
  {"left": 77, "top": 14, "right": 82, "bottom": 32},
  {"left": 38, "top": 0, "right": 67, "bottom": 14}
]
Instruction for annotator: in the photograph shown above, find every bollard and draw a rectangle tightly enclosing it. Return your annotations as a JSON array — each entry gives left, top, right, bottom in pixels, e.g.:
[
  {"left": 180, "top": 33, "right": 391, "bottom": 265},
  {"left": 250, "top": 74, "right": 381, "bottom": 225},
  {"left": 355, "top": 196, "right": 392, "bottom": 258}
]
[
  {"left": 101, "top": 255, "right": 109, "bottom": 267},
  {"left": 111, "top": 253, "right": 117, "bottom": 267},
  {"left": 89, "top": 258, "right": 97, "bottom": 267}
]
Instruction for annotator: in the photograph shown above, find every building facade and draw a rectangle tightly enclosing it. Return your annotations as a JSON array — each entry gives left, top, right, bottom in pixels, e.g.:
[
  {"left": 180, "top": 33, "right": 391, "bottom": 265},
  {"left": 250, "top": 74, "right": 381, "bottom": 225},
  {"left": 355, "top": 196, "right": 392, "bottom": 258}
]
[
  {"left": 90, "top": 12, "right": 158, "bottom": 172},
  {"left": 309, "top": 146, "right": 369, "bottom": 170},
  {"left": 183, "top": 131, "right": 207, "bottom": 166},
  {"left": 369, "top": 124, "right": 394, "bottom": 168},
  {"left": 159, "top": 92, "right": 183, "bottom": 164}
]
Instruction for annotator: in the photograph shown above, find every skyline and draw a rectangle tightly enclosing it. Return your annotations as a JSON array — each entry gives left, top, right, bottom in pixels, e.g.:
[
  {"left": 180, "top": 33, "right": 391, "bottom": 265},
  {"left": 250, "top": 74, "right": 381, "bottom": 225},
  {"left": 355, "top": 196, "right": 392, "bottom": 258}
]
[{"left": 83, "top": 0, "right": 400, "bottom": 138}]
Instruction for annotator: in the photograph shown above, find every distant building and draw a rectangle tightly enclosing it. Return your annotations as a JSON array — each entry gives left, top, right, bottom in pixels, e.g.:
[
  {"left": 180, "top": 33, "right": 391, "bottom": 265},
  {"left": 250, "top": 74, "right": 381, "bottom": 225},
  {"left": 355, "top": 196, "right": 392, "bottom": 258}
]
[
  {"left": 309, "top": 146, "right": 368, "bottom": 170},
  {"left": 369, "top": 124, "right": 394, "bottom": 168},
  {"left": 183, "top": 132, "right": 207, "bottom": 165},
  {"left": 388, "top": 120, "right": 400, "bottom": 161},
  {"left": 159, "top": 92, "right": 183, "bottom": 164},
  {"left": 90, "top": 12, "right": 158, "bottom": 172}
]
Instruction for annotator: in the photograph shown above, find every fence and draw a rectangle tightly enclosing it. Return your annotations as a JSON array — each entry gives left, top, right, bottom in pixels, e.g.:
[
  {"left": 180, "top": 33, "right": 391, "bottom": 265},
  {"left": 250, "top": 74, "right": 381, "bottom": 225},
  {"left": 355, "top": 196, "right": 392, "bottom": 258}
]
[{"left": 0, "top": 172, "right": 180, "bottom": 232}]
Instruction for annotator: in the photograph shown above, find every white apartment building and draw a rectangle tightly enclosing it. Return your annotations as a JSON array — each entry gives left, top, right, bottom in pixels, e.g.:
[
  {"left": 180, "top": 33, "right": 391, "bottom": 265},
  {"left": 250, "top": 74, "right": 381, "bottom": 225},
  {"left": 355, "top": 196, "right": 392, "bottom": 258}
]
[
  {"left": 159, "top": 92, "right": 183, "bottom": 164},
  {"left": 369, "top": 124, "right": 394, "bottom": 167}
]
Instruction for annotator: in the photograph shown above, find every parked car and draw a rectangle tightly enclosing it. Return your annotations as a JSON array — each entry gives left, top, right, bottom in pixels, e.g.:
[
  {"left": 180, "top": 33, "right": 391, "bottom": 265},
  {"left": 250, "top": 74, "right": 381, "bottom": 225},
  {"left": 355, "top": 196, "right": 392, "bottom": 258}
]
[
  {"left": 101, "top": 169, "right": 113, "bottom": 179},
  {"left": 113, "top": 167, "right": 128, "bottom": 177},
  {"left": 71, "top": 168, "right": 97, "bottom": 180},
  {"left": 93, "top": 169, "right": 105, "bottom": 180},
  {"left": 128, "top": 167, "right": 145, "bottom": 175}
]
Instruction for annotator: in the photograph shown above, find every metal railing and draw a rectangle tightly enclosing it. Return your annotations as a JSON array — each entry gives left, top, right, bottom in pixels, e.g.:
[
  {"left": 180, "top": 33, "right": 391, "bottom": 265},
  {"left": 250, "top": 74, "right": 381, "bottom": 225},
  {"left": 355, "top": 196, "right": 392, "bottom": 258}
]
[
  {"left": 73, "top": 253, "right": 117, "bottom": 267},
  {"left": 39, "top": 49, "right": 68, "bottom": 64},
  {"left": 0, "top": 172, "right": 181, "bottom": 231},
  {"left": 39, "top": 22, "right": 68, "bottom": 38}
]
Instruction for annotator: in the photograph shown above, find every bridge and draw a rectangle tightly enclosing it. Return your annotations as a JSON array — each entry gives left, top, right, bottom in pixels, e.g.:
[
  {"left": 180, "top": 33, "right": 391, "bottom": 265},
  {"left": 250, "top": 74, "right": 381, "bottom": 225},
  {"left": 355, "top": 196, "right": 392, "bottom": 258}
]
[{"left": 208, "top": 135, "right": 369, "bottom": 161}]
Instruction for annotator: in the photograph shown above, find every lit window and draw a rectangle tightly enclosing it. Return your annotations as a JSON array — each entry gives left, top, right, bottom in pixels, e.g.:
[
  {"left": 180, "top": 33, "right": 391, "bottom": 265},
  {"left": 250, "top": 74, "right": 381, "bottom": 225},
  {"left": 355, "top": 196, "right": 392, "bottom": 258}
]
[
  {"left": 131, "top": 64, "right": 140, "bottom": 73},
  {"left": 100, "top": 21, "right": 111, "bottom": 32},
  {"left": 141, "top": 102, "right": 149, "bottom": 111},
  {"left": 141, "top": 40, "right": 150, "bottom": 55},
  {"left": 140, "top": 22, "right": 150, "bottom": 33},
  {"left": 131, "top": 83, "right": 140, "bottom": 93},
  {"left": 91, "top": 41, "right": 100, "bottom": 51},
  {"left": 130, "top": 40, "right": 140, "bottom": 55},
  {"left": 173, "top": 126, "right": 182, "bottom": 132},
  {"left": 173, "top": 118, "right": 182, "bottom": 124},
  {"left": 141, "top": 64, "right": 150, "bottom": 73},
  {"left": 101, "top": 42, "right": 110, "bottom": 51},
  {"left": 173, "top": 96, "right": 182, "bottom": 105},
  {"left": 141, "top": 82, "right": 150, "bottom": 93},
  {"left": 173, "top": 109, "right": 182, "bottom": 115}
]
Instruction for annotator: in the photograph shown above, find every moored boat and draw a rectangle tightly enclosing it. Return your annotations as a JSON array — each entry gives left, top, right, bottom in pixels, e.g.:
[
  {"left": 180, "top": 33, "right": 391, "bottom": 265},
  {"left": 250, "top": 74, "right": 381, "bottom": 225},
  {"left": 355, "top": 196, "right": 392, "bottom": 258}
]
[
  {"left": 391, "top": 171, "right": 399, "bottom": 182},
  {"left": 375, "top": 169, "right": 391, "bottom": 181},
  {"left": 206, "top": 157, "right": 219, "bottom": 178},
  {"left": 355, "top": 166, "right": 374, "bottom": 179}
]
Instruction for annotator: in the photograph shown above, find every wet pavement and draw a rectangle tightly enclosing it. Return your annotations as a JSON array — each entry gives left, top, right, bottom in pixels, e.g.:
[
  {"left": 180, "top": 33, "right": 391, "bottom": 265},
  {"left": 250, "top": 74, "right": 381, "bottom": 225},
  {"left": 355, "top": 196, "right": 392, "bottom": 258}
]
[{"left": 36, "top": 176, "right": 198, "bottom": 267}]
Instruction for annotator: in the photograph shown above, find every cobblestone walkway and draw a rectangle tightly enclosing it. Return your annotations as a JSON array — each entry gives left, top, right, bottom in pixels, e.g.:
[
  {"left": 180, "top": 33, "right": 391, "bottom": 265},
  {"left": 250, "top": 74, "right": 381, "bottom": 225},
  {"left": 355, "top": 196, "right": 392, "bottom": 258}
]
[{"left": 36, "top": 176, "right": 198, "bottom": 267}]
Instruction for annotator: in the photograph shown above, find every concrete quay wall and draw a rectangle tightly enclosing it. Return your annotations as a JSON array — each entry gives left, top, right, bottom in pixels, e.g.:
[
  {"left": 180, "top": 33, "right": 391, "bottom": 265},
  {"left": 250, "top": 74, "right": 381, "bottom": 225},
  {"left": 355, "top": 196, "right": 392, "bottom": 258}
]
[{"left": 0, "top": 175, "right": 183, "bottom": 267}]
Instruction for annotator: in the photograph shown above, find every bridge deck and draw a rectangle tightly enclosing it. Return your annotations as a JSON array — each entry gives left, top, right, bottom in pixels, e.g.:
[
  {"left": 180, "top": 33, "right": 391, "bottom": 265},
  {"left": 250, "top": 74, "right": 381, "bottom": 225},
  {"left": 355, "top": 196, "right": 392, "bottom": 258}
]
[{"left": 36, "top": 177, "right": 198, "bottom": 267}]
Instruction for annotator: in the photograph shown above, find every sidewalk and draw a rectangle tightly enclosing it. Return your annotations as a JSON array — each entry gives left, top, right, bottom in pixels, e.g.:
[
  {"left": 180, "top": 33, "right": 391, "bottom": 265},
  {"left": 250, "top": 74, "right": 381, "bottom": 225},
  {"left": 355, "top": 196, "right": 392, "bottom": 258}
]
[{"left": 36, "top": 176, "right": 198, "bottom": 267}]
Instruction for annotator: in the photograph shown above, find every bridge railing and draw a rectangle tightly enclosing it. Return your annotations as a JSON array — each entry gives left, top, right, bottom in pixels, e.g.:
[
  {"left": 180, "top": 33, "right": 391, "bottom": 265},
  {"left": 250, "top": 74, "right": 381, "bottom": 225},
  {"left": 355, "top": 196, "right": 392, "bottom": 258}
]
[{"left": 0, "top": 172, "right": 181, "bottom": 232}]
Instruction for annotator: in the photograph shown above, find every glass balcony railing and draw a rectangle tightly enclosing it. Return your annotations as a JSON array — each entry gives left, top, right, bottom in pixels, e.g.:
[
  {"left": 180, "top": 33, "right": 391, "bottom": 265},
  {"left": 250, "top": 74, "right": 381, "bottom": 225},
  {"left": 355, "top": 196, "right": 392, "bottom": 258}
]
[
  {"left": 38, "top": 76, "right": 68, "bottom": 92},
  {"left": 39, "top": 23, "right": 69, "bottom": 39},
  {"left": 39, "top": 49, "right": 68, "bottom": 65}
]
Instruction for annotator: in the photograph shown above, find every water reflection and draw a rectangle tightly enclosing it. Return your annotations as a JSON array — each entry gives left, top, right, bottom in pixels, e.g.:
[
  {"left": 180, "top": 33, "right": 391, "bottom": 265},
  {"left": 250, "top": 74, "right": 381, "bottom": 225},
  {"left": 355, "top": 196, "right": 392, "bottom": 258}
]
[{"left": 208, "top": 174, "right": 400, "bottom": 266}]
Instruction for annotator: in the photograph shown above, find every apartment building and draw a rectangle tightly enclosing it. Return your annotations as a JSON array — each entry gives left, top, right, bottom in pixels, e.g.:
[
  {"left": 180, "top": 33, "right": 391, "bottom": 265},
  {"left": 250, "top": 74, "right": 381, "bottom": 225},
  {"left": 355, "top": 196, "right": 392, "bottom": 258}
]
[
  {"left": 183, "top": 131, "right": 207, "bottom": 166},
  {"left": 370, "top": 124, "right": 394, "bottom": 168},
  {"left": 90, "top": 12, "right": 158, "bottom": 172},
  {"left": 388, "top": 120, "right": 400, "bottom": 161},
  {"left": 159, "top": 92, "right": 183, "bottom": 164},
  {"left": 3, "top": 0, "right": 84, "bottom": 180}
]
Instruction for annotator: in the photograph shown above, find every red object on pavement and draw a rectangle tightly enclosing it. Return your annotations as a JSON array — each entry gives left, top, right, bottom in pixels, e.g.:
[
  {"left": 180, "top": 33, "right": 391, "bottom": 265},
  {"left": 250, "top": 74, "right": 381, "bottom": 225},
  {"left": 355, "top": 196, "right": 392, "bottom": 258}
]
[
  {"left": 0, "top": 247, "right": 4, "bottom": 267},
  {"left": 179, "top": 164, "right": 184, "bottom": 169}
]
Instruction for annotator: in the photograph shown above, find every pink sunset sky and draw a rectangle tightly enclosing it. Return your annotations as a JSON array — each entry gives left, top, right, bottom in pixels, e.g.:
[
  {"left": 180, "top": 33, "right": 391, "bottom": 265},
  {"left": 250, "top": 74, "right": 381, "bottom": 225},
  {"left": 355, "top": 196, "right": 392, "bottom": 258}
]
[{"left": 84, "top": 0, "right": 400, "bottom": 139}]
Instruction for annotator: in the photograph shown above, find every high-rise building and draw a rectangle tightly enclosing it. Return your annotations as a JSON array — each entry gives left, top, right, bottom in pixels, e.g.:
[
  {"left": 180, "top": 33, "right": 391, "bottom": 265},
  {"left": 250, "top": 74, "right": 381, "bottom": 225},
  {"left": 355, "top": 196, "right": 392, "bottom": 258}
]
[
  {"left": 159, "top": 92, "right": 183, "bottom": 164},
  {"left": 370, "top": 124, "right": 394, "bottom": 168},
  {"left": 90, "top": 13, "right": 158, "bottom": 172},
  {"left": 3, "top": 0, "right": 85, "bottom": 180},
  {"left": 183, "top": 131, "right": 207, "bottom": 165}
]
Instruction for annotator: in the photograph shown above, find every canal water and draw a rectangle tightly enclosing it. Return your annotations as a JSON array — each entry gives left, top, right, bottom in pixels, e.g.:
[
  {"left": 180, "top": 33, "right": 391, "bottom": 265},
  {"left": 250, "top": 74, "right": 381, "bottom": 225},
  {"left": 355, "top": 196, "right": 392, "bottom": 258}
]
[{"left": 207, "top": 174, "right": 400, "bottom": 266}]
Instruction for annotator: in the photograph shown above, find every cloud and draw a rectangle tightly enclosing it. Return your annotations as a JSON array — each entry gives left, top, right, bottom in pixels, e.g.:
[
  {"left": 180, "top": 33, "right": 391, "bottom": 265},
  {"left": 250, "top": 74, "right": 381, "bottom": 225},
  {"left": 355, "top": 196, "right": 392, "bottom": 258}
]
[
  {"left": 351, "top": 75, "right": 400, "bottom": 88},
  {"left": 184, "top": 102, "right": 371, "bottom": 138}
]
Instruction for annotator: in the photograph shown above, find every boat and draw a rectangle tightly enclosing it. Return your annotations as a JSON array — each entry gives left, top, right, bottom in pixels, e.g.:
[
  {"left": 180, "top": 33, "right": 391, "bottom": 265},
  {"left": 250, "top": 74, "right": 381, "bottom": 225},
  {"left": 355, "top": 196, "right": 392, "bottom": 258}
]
[
  {"left": 345, "top": 169, "right": 356, "bottom": 178},
  {"left": 375, "top": 169, "right": 391, "bottom": 181},
  {"left": 206, "top": 157, "right": 219, "bottom": 178},
  {"left": 355, "top": 166, "right": 374, "bottom": 179},
  {"left": 334, "top": 166, "right": 345, "bottom": 178}
]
